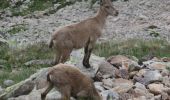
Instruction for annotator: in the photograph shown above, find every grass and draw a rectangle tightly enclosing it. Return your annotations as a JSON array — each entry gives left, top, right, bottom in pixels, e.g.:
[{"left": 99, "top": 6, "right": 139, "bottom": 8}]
[
  {"left": 0, "top": 42, "right": 53, "bottom": 87},
  {"left": 2, "top": 0, "right": 77, "bottom": 16},
  {"left": 0, "top": 0, "right": 10, "bottom": 10},
  {"left": 0, "top": 39, "right": 170, "bottom": 87},
  {"left": 93, "top": 39, "right": 170, "bottom": 59},
  {"left": 7, "top": 24, "right": 27, "bottom": 35}
]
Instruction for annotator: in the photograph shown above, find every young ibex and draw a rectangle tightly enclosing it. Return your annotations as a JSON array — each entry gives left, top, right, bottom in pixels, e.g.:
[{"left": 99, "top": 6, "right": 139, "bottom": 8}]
[
  {"left": 41, "top": 64, "right": 102, "bottom": 100},
  {"left": 49, "top": 0, "right": 118, "bottom": 68}
]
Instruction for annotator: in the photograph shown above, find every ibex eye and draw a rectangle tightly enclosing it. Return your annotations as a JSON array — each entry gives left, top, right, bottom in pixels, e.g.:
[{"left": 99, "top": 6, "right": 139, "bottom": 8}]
[{"left": 105, "top": 6, "right": 110, "bottom": 8}]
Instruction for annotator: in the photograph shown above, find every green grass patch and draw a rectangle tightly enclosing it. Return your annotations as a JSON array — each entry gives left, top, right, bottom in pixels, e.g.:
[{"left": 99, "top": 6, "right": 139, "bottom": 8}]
[
  {"left": 0, "top": 42, "right": 53, "bottom": 86},
  {"left": 0, "top": 67, "right": 36, "bottom": 87},
  {"left": 7, "top": 24, "right": 27, "bottom": 35},
  {"left": 93, "top": 39, "right": 170, "bottom": 59},
  {"left": 0, "top": 0, "right": 10, "bottom": 10}
]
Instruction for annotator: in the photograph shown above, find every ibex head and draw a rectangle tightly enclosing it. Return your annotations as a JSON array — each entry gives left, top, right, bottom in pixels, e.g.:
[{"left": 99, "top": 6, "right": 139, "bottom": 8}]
[{"left": 100, "top": 0, "right": 119, "bottom": 16}]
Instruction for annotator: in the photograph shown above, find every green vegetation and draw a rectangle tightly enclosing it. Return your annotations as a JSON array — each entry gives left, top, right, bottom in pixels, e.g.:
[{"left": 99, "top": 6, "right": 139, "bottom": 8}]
[
  {"left": 93, "top": 39, "right": 170, "bottom": 59},
  {"left": 149, "top": 30, "right": 160, "bottom": 37},
  {"left": 7, "top": 24, "right": 27, "bottom": 35},
  {"left": 0, "top": 0, "right": 10, "bottom": 9},
  {"left": 0, "top": 42, "right": 53, "bottom": 87},
  {"left": 0, "top": 39, "right": 170, "bottom": 87}
]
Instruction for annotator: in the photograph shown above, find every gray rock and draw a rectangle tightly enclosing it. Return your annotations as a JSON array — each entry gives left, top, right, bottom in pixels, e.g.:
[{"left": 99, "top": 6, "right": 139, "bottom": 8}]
[
  {"left": 3, "top": 80, "right": 14, "bottom": 87},
  {"left": 8, "top": 90, "right": 41, "bottom": 100},
  {"left": 100, "top": 90, "right": 119, "bottom": 100},
  {"left": 97, "top": 61, "right": 119, "bottom": 78},
  {"left": 46, "top": 91, "right": 61, "bottom": 100},
  {"left": 0, "top": 86, "right": 4, "bottom": 95},
  {"left": 12, "top": 80, "right": 34, "bottom": 97},
  {"left": 94, "top": 82, "right": 105, "bottom": 92},
  {"left": 102, "top": 78, "right": 114, "bottom": 89},
  {"left": 112, "top": 78, "right": 134, "bottom": 93},
  {"left": 135, "top": 82, "right": 146, "bottom": 90},
  {"left": 107, "top": 55, "right": 131, "bottom": 68},
  {"left": 148, "top": 83, "right": 164, "bottom": 95},
  {"left": 24, "top": 59, "right": 52, "bottom": 66},
  {"left": 134, "top": 70, "right": 162, "bottom": 85}
]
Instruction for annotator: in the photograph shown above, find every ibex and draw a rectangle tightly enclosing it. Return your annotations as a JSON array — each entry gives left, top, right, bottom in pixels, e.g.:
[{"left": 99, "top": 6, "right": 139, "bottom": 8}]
[
  {"left": 49, "top": 0, "right": 118, "bottom": 68},
  {"left": 41, "top": 64, "right": 102, "bottom": 100}
]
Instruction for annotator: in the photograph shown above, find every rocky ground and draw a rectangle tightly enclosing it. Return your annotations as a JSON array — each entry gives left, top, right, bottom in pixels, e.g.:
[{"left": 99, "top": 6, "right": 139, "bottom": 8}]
[
  {"left": 0, "top": 0, "right": 170, "bottom": 100},
  {"left": 0, "top": 0, "right": 170, "bottom": 46},
  {"left": 0, "top": 49, "right": 169, "bottom": 100}
]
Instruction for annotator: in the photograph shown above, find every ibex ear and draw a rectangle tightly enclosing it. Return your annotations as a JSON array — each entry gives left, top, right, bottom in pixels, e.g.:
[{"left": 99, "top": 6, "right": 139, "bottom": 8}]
[{"left": 100, "top": 0, "right": 105, "bottom": 6}]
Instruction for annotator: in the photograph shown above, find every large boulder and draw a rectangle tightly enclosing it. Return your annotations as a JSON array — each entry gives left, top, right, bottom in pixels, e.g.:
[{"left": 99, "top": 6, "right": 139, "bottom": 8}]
[
  {"left": 112, "top": 78, "right": 134, "bottom": 93},
  {"left": 134, "top": 70, "right": 162, "bottom": 85},
  {"left": 0, "top": 49, "right": 105, "bottom": 100}
]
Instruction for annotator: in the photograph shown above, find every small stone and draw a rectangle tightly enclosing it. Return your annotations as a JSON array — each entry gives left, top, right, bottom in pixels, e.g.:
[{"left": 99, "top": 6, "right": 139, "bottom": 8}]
[
  {"left": 134, "top": 70, "right": 162, "bottom": 85},
  {"left": 97, "top": 61, "right": 119, "bottom": 78},
  {"left": 148, "top": 83, "right": 164, "bottom": 95},
  {"left": 112, "top": 78, "right": 133, "bottom": 93},
  {"left": 118, "top": 68, "right": 129, "bottom": 79},
  {"left": 3, "top": 80, "right": 14, "bottom": 87},
  {"left": 147, "top": 62, "right": 167, "bottom": 70},
  {"left": 161, "top": 57, "right": 170, "bottom": 62},
  {"left": 135, "top": 82, "right": 146, "bottom": 90},
  {"left": 0, "top": 86, "right": 4, "bottom": 95},
  {"left": 94, "top": 82, "right": 105, "bottom": 92},
  {"left": 100, "top": 90, "right": 119, "bottom": 100},
  {"left": 107, "top": 55, "right": 131, "bottom": 68},
  {"left": 102, "top": 78, "right": 114, "bottom": 89},
  {"left": 46, "top": 91, "right": 61, "bottom": 100}
]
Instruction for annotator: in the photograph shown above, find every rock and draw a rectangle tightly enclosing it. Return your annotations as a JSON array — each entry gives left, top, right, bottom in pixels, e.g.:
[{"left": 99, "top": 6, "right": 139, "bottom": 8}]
[
  {"left": 128, "top": 96, "right": 146, "bottom": 100},
  {"left": 162, "top": 76, "right": 170, "bottom": 87},
  {"left": 94, "top": 82, "right": 105, "bottom": 92},
  {"left": 147, "top": 62, "right": 167, "bottom": 70},
  {"left": 134, "top": 82, "right": 146, "bottom": 90},
  {"left": 161, "top": 69, "right": 170, "bottom": 76},
  {"left": 102, "top": 78, "right": 114, "bottom": 89},
  {"left": 128, "top": 61, "right": 141, "bottom": 72},
  {"left": 153, "top": 95, "right": 161, "bottom": 100},
  {"left": 138, "top": 54, "right": 154, "bottom": 65},
  {"left": 134, "top": 88, "right": 154, "bottom": 99},
  {"left": 3, "top": 80, "right": 15, "bottom": 87},
  {"left": 0, "top": 68, "right": 49, "bottom": 100},
  {"left": 161, "top": 57, "right": 170, "bottom": 62},
  {"left": 12, "top": 80, "right": 34, "bottom": 97},
  {"left": 118, "top": 68, "right": 129, "bottom": 79},
  {"left": 8, "top": 90, "right": 41, "bottom": 100},
  {"left": 24, "top": 59, "right": 52, "bottom": 66},
  {"left": 97, "top": 61, "right": 119, "bottom": 78},
  {"left": 161, "top": 92, "right": 170, "bottom": 100},
  {"left": 112, "top": 78, "right": 133, "bottom": 93},
  {"left": 0, "top": 38, "right": 8, "bottom": 45},
  {"left": 100, "top": 90, "right": 119, "bottom": 100},
  {"left": 148, "top": 83, "right": 164, "bottom": 95},
  {"left": 107, "top": 55, "right": 131, "bottom": 68},
  {"left": 129, "top": 71, "right": 138, "bottom": 79},
  {"left": 119, "top": 93, "right": 134, "bottom": 100},
  {"left": 0, "top": 86, "right": 4, "bottom": 95},
  {"left": 134, "top": 70, "right": 162, "bottom": 85},
  {"left": 107, "top": 55, "right": 140, "bottom": 72},
  {"left": 136, "top": 69, "right": 149, "bottom": 77},
  {"left": 46, "top": 90, "right": 61, "bottom": 100}
]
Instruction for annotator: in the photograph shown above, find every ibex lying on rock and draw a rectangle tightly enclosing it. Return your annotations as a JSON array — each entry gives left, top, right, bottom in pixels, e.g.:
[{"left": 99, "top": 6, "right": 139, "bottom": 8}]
[
  {"left": 41, "top": 64, "right": 102, "bottom": 100},
  {"left": 49, "top": 0, "right": 118, "bottom": 68}
]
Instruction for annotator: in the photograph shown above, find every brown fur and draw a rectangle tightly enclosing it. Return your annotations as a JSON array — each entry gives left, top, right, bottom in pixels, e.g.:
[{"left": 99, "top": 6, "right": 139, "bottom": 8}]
[
  {"left": 49, "top": 0, "right": 118, "bottom": 68},
  {"left": 41, "top": 64, "right": 102, "bottom": 100}
]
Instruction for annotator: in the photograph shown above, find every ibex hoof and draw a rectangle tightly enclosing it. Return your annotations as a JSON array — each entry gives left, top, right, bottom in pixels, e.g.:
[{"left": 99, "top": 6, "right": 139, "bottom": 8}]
[{"left": 83, "top": 62, "right": 91, "bottom": 68}]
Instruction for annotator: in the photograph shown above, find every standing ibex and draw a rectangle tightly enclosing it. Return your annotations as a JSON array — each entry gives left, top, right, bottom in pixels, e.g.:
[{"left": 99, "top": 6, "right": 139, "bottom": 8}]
[
  {"left": 41, "top": 64, "right": 102, "bottom": 100},
  {"left": 49, "top": 0, "right": 118, "bottom": 68}
]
